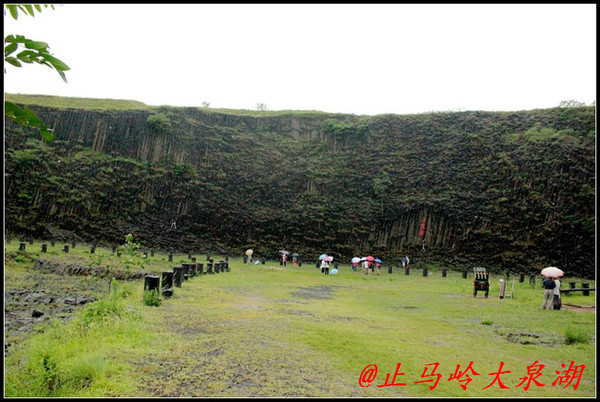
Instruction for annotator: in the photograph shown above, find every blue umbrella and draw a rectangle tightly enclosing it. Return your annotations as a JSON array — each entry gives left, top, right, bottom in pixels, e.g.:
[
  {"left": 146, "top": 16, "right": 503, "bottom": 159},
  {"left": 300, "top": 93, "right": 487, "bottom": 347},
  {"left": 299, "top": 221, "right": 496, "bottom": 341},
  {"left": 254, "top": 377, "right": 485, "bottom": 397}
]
[
  {"left": 375, "top": 258, "right": 382, "bottom": 263},
  {"left": 318, "top": 254, "right": 328, "bottom": 260},
  {"left": 330, "top": 268, "right": 338, "bottom": 275}
]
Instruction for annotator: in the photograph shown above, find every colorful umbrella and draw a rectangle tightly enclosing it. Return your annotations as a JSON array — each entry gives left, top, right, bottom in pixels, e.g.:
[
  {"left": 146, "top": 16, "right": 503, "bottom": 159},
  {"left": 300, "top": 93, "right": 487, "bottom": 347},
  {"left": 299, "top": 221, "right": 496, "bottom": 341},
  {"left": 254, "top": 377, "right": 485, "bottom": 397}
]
[
  {"left": 323, "top": 256, "right": 333, "bottom": 262},
  {"left": 351, "top": 257, "right": 361, "bottom": 264},
  {"left": 366, "top": 256, "right": 375, "bottom": 262},
  {"left": 279, "top": 250, "right": 290, "bottom": 255},
  {"left": 541, "top": 267, "right": 564, "bottom": 278},
  {"left": 374, "top": 258, "right": 382, "bottom": 263},
  {"left": 318, "top": 254, "right": 328, "bottom": 260}
]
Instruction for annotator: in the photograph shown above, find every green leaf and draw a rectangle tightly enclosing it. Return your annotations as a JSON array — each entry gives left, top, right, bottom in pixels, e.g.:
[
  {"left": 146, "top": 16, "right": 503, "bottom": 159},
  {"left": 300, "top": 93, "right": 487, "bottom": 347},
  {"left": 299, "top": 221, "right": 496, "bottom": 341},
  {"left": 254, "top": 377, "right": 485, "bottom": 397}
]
[
  {"left": 7, "top": 5, "right": 18, "bottom": 19},
  {"left": 23, "top": 5, "right": 35, "bottom": 16},
  {"left": 57, "top": 69, "right": 68, "bottom": 83},
  {"left": 39, "top": 127, "right": 55, "bottom": 141},
  {"left": 5, "top": 57, "right": 22, "bottom": 67},
  {"left": 43, "top": 54, "right": 70, "bottom": 71},
  {"left": 5, "top": 42, "right": 18, "bottom": 56},
  {"left": 4, "top": 101, "right": 54, "bottom": 141},
  {"left": 16, "top": 49, "right": 37, "bottom": 63},
  {"left": 24, "top": 40, "right": 49, "bottom": 51}
]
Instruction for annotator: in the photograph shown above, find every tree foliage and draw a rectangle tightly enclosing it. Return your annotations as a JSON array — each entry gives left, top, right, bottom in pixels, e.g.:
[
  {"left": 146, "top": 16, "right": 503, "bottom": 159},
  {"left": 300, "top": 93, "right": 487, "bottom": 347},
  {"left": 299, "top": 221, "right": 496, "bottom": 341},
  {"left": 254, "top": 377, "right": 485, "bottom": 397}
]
[{"left": 4, "top": 4, "right": 70, "bottom": 141}]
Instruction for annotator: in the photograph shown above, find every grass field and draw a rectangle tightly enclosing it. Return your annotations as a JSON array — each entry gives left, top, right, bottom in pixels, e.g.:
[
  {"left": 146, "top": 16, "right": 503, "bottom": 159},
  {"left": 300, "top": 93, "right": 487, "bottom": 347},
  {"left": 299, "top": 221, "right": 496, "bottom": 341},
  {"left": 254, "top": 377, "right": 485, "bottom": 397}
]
[
  {"left": 4, "top": 93, "right": 334, "bottom": 116},
  {"left": 3, "top": 239, "right": 596, "bottom": 397}
]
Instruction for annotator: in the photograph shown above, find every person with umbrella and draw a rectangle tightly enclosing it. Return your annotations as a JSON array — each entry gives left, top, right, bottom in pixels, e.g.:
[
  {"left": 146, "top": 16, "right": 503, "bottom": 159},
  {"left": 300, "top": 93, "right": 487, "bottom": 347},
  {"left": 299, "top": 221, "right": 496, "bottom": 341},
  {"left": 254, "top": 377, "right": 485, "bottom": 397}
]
[
  {"left": 351, "top": 257, "right": 361, "bottom": 272},
  {"left": 320, "top": 256, "right": 330, "bottom": 274},
  {"left": 374, "top": 258, "right": 383, "bottom": 276},
  {"left": 540, "top": 267, "right": 562, "bottom": 310},
  {"left": 280, "top": 250, "right": 289, "bottom": 266}
]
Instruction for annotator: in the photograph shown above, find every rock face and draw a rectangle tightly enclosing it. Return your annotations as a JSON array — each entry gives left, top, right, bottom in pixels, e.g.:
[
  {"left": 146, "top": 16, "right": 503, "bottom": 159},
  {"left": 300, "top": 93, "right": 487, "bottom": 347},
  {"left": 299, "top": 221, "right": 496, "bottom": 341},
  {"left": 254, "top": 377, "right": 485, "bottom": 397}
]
[{"left": 4, "top": 104, "right": 596, "bottom": 277}]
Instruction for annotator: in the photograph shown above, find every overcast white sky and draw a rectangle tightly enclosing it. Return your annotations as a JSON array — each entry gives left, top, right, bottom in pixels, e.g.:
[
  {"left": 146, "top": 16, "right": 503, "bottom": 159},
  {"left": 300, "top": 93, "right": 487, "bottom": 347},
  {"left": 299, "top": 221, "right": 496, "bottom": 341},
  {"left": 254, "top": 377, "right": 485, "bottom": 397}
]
[{"left": 3, "top": 3, "right": 597, "bottom": 115}]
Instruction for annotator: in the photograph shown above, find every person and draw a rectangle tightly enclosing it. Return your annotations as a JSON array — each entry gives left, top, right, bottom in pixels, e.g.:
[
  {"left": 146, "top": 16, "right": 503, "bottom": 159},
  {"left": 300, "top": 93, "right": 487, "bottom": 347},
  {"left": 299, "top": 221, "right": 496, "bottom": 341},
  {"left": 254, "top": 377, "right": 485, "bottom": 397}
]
[
  {"left": 367, "top": 260, "right": 373, "bottom": 275},
  {"left": 374, "top": 261, "right": 381, "bottom": 276},
  {"left": 320, "top": 258, "right": 329, "bottom": 274},
  {"left": 541, "top": 276, "right": 556, "bottom": 310},
  {"left": 361, "top": 259, "right": 369, "bottom": 275},
  {"left": 406, "top": 256, "right": 410, "bottom": 266},
  {"left": 401, "top": 257, "right": 407, "bottom": 268},
  {"left": 553, "top": 277, "right": 562, "bottom": 310},
  {"left": 170, "top": 219, "right": 177, "bottom": 230},
  {"left": 352, "top": 260, "right": 358, "bottom": 272},
  {"left": 282, "top": 253, "right": 287, "bottom": 267}
]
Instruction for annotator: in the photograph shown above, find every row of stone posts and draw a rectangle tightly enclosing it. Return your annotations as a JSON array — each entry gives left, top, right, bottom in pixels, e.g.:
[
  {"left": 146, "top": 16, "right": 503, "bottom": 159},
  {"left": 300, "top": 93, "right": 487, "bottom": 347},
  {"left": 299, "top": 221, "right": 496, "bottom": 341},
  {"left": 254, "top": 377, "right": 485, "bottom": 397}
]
[{"left": 144, "top": 259, "right": 231, "bottom": 299}]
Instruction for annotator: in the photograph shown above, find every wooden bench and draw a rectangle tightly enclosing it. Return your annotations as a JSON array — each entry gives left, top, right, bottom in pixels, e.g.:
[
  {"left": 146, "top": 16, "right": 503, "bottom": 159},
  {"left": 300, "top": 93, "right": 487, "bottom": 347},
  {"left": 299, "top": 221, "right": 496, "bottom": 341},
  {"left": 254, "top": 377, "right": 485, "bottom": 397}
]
[{"left": 561, "top": 288, "right": 595, "bottom": 295}]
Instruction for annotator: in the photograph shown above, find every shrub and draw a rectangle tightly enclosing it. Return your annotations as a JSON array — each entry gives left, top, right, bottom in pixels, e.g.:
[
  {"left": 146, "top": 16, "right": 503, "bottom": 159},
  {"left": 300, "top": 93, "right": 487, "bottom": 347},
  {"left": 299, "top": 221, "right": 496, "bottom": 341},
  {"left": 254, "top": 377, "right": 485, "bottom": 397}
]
[
  {"left": 81, "top": 278, "right": 125, "bottom": 326},
  {"left": 146, "top": 113, "right": 172, "bottom": 133},
  {"left": 565, "top": 326, "right": 589, "bottom": 345},
  {"left": 143, "top": 289, "right": 161, "bottom": 307}
]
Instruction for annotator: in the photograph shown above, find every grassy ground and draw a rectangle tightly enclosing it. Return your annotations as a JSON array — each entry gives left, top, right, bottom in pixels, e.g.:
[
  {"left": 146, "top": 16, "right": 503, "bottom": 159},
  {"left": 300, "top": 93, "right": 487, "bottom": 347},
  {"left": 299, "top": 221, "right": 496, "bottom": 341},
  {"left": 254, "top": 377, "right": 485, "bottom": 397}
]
[
  {"left": 4, "top": 93, "right": 334, "bottom": 116},
  {"left": 4, "top": 239, "right": 596, "bottom": 397}
]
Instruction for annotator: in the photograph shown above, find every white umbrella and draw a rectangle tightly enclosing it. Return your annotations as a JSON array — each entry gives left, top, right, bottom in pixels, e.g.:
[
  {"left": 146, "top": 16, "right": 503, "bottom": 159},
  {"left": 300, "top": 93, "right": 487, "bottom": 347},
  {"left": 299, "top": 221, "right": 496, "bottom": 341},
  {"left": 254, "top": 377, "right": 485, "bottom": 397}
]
[
  {"left": 245, "top": 249, "right": 253, "bottom": 257},
  {"left": 541, "top": 267, "right": 564, "bottom": 278}
]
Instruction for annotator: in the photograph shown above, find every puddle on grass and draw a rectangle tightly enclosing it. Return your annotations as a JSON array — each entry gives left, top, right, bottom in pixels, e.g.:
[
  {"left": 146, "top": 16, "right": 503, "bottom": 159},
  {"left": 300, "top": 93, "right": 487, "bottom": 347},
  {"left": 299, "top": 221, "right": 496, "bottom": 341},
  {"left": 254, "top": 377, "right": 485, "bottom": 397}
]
[
  {"left": 290, "top": 285, "right": 337, "bottom": 300},
  {"left": 499, "top": 331, "right": 558, "bottom": 345}
]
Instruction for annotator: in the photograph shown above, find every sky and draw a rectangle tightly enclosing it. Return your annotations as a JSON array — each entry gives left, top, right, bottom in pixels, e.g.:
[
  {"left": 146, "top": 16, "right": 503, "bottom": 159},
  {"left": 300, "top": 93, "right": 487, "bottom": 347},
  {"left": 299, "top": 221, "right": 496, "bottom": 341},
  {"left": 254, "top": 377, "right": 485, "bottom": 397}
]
[{"left": 3, "top": 3, "right": 597, "bottom": 115}]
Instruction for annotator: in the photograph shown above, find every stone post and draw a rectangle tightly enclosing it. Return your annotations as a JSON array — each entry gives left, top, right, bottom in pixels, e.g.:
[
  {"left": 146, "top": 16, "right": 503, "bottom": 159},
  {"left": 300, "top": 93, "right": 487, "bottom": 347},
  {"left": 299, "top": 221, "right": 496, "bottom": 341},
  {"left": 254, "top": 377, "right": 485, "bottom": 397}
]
[
  {"left": 144, "top": 275, "right": 160, "bottom": 292},
  {"left": 182, "top": 264, "right": 189, "bottom": 281},
  {"left": 161, "top": 271, "right": 173, "bottom": 297},
  {"left": 582, "top": 283, "right": 590, "bottom": 296},
  {"left": 173, "top": 266, "right": 183, "bottom": 287},
  {"left": 19, "top": 242, "right": 26, "bottom": 251}
]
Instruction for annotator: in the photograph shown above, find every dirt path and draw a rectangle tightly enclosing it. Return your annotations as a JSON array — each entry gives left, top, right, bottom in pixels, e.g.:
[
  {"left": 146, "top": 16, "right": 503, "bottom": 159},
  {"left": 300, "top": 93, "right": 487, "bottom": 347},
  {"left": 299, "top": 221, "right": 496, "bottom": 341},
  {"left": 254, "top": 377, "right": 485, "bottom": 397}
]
[{"left": 561, "top": 304, "right": 595, "bottom": 313}]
